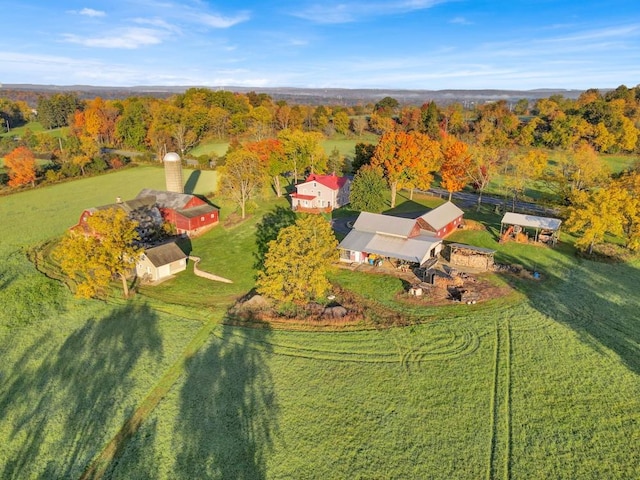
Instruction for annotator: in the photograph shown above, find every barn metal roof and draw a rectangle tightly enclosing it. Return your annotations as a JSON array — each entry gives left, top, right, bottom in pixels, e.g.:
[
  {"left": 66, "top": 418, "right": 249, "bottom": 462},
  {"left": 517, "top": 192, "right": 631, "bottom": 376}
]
[
  {"left": 353, "top": 212, "right": 417, "bottom": 238},
  {"left": 419, "top": 201, "right": 464, "bottom": 230},
  {"left": 339, "top": 230, "right": 441, "bottom": 265},
  {"left": 501, "top": 212, "right": 562, "bottom": 230},
  {"left": 137, "top": 188, "right": 195, "bottom": 210}
]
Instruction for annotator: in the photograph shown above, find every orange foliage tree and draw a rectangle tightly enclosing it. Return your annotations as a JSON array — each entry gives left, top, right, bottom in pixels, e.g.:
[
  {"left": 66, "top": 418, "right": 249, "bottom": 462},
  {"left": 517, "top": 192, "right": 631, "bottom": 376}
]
[
  {"left": 371, "top": 131, "right": 442, "bottom": 207},
  {"left": 245, "top": 138, "right": 287, "bottom": 197},
  {"left": 4, "top": 146, "right": 37, "bottom": 187},
  {"left": 440, "top": 136, "right": 472, "bottom": 201}
]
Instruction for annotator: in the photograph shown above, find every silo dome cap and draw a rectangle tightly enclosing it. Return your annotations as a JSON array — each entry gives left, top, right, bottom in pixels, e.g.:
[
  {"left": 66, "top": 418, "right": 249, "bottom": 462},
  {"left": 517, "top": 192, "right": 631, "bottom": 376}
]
[{"left": 163, "top": 152, "right": 181, "bottom": 162}]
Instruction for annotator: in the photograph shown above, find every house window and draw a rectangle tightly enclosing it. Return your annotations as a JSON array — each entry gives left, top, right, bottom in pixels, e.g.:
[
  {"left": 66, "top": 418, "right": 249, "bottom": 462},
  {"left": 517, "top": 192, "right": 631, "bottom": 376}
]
[
  {"left": 318, "top": 191, "right": 321, "bottom": 196},
  {"left": 201, "top": 216, "right": 204, "bottom": 221},
  {"left": 313, "top": 182, "right": 317, "bottom": 187},
  {"left": 211, "top": 214, "right": 214, "bottom": 218}
]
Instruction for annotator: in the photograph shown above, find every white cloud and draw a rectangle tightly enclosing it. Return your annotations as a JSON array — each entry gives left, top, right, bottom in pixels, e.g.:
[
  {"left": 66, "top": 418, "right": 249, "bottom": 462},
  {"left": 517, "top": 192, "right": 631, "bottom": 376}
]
[
  {"left": 292, "top": 0, "right": 446, "bottom": 24},
  {"left": 78, "top": 8, "right": 106, "bottom": 17},
  {"left": 62, "top": 27, "right": 166, "bottom": 49},
  {"left": 133, "top": 17, "right": 182, "bottom": 34},
  {"left": 195, "top": 11, "right": 251, "bottom": 28}
]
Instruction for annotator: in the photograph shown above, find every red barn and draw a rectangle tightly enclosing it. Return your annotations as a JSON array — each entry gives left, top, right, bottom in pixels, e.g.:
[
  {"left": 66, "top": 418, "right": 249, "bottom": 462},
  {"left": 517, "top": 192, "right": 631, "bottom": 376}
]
[
  {"left": 416, "top": 201, "right": 464, "bottom": 238},
  {"left": 136, "top": 189, "right": 219, "bottom": 237}
]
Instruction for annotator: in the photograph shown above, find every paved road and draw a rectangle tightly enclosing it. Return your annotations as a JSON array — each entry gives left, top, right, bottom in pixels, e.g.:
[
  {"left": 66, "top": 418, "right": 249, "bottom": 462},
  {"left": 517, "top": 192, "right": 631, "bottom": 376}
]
[{"left": 425, "top": 188, "right": 560, "bottom": 217}]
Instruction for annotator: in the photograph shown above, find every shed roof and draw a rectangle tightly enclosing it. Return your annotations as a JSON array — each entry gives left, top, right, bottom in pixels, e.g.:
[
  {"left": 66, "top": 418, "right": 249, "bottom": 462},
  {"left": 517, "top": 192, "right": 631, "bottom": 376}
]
[
  {"left": 144, "top": 242, "right": 187, "bottom": 267},
  {"left": 501, "top": 212, "right": 562, "bottom": 230},
  {"left": 339, "top": 230, "right": 441, "bottom": 265},
  {"left": 353, "top": 212, "right": 418, "bottom": 238},
  {"left": 419, "top": 201, "right": 464, "bottom": 230}
]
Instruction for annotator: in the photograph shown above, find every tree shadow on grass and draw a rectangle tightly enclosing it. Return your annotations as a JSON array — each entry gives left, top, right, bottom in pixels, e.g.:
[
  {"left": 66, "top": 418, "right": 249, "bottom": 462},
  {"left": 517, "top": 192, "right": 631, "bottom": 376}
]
[
  {"left": 497, "top": 251, "right": 640, "bottom": 376},
  {"left": 174, "top": 323, "right": 278, "bottom": 479},
  {"left": 0, "top": 303, "right": 163, "bottom": 479}
]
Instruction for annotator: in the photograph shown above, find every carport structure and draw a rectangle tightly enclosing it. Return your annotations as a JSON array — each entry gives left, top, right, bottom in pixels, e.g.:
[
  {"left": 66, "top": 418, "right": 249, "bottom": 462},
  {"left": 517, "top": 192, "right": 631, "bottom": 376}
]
[{"left": 500, "top": 212, "right": 562, "bottom": 246}]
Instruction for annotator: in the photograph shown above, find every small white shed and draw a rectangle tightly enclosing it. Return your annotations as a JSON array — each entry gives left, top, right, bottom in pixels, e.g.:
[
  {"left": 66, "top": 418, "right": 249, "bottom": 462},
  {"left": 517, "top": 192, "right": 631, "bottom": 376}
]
[{"left": 136, "top": 242, "right": 187, "bottom": 283}]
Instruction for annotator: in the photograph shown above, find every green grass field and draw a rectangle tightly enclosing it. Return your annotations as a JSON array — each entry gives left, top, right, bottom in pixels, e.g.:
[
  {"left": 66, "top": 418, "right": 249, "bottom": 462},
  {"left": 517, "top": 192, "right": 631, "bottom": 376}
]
[
  {"left": 0, "top": 171, "right": 639, "bottom": 479},
  {"left": 0, "top": 121, "right": 68, "bottom": 139}
]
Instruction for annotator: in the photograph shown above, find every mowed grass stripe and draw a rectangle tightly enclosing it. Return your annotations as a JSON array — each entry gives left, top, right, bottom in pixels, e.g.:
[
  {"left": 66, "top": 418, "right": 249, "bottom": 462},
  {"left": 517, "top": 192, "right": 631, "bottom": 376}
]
[
  {"left": 213, "top": 322, "right": 482, "bottom": 363},
  {"left": 80, "top": 317, "right": 220, "bottom": 480},
  {"left": 488, "top": 318, "right": 512, "bottom": 480}
]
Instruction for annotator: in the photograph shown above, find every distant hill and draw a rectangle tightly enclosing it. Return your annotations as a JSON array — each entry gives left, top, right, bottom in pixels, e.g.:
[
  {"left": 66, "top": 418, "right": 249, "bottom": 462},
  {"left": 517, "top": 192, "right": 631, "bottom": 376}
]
[{"left": 0, "top": 83, "right": 594, "bottom": 106}]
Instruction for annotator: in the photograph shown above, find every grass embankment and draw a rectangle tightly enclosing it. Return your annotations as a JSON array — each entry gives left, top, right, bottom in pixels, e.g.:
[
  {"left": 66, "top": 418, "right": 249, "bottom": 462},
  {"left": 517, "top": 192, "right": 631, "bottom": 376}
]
[{"left": 1, "top": 175, "right": 639, "bottom": 479}]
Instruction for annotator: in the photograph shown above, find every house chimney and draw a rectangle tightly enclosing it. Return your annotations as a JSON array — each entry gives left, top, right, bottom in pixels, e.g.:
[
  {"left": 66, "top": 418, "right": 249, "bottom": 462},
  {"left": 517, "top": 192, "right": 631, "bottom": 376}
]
[{"left": 116, "top": 196, "right": 123, "bottom": 203}]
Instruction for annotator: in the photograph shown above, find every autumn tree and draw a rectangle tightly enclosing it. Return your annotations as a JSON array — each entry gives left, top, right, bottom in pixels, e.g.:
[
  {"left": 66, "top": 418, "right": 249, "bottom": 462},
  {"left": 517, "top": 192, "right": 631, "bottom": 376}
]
[
  {"left": 83, "top": 97, "right": 119, "bottom": 146},
  {"left": 54, "top": 208, "right": 141, "bottom": 298},
  {"left": 349, "top": 165, "right": 388, "bottom": 213},
  {"left": 332, "top": 111, "right": 350, "bottom": 135},
  {"left": 371, "top": 131, "right": 442, "bottom": 208},
  {"left": 247, "top": 105, "right": 274, "bottom": 140},
  {"left": 4, "top": 146, "right": 37, "bottom": 187},
  {"left": 547, "top": 143, "right": 609, "bottom": 200},
  {"left": 256, "top": 214, "right": 338, "bottom": 304},
  {"left": 278, "top": 129, "right": 326, "bottom": 183},
  {"left": 467, "top": 144, "right": 499, "bottom": 210},
  {"left": 350, "top": 116, "right": 368, "bottom": 136},
  {"left": 440, "top": 136, "right": 472, "bottom": 201},
  {"left": 566, "top": 184, "right": 629, "bottom": 254},
  {"left": 245, "top": 138, "right": 287, "bottom": 197},
  {"left": 368, "top": 112, "right": 396, "bottom": 135},
  {"left": 218, "top": 148, "right": 266, "bottom": 218},
  {"left": 503, "top": 150, "right": 547, "bottom": 211},
  {"left": 615, "top": 170, "right": 640, "bottom": 251}
]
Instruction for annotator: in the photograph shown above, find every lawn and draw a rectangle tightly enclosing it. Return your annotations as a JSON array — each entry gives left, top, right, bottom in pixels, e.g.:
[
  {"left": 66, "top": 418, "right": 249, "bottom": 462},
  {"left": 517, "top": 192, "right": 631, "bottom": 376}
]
[{"left": 0, "top": 172, "right": 639, "bottom": 479}]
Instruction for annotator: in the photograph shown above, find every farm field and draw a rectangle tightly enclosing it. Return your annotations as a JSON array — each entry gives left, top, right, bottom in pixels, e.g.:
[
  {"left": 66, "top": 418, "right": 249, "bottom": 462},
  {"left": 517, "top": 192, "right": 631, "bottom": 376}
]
[{"left": 0, "top": 169, "right": 639, "bottom": 479}]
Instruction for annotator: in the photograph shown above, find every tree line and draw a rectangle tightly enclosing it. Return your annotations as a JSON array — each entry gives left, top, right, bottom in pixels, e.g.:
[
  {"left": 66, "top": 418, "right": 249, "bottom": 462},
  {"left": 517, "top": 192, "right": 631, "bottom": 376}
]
[{"left": 2, "top": 85, "right": 639, "bottom": 253}]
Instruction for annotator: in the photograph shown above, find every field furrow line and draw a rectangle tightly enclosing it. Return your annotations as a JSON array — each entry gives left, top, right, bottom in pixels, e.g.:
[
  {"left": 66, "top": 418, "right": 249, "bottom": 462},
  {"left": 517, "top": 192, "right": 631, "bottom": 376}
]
[{"left": 488, "top": 317, "right": 512, "bottom": 480}]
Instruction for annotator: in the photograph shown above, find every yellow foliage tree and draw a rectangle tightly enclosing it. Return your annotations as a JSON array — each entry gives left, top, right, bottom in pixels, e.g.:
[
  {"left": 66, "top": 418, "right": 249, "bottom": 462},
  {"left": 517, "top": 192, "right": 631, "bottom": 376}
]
[
  {"left": 566, "top": 184, "right": 629, "bottom": 254},
  {"left": 256, "top": 215, "right": 338, "bottom": 304},
  {"left": 54, "top": 208, "right": 141, "bottom": 298},
  {"left": 218, "top": 148, "right": 266, "bottom": 219}
]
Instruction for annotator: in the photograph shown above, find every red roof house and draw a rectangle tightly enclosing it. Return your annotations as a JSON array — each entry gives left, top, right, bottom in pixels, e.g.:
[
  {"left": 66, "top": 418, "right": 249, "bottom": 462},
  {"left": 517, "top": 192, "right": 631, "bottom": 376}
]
[{"left": 291, "top": 173, "right": 351, "bottom": 213}]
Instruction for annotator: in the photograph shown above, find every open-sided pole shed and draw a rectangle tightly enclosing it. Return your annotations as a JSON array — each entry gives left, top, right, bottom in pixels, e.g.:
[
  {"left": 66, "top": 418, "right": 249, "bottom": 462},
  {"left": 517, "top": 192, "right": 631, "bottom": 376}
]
[{"left": 500, "top": 212, "right": 562, "bottom": 246}]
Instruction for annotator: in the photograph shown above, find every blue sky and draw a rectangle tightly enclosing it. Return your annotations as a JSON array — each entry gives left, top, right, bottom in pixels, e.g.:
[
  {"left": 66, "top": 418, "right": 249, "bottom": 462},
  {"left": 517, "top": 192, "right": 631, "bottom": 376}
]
[{"left": 1, "top": 0, "right": 639, "bottom": 90}]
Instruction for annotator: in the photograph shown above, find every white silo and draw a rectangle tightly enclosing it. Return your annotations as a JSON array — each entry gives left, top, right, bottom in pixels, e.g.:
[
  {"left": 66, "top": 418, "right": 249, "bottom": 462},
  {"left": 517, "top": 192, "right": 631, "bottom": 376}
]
[{"left": 163, "top": 152, "right": 184, "bottom": 193}]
